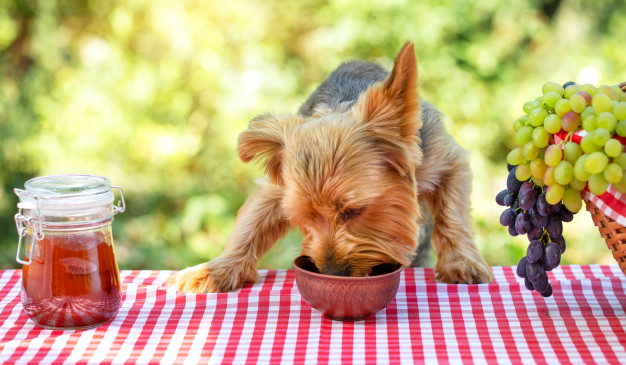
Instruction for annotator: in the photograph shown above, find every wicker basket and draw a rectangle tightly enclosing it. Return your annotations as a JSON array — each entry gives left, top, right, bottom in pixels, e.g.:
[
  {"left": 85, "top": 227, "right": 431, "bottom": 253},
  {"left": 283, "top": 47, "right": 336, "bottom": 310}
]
[{"left": 583, "top": 81, "right": 626, "bottom": 275}]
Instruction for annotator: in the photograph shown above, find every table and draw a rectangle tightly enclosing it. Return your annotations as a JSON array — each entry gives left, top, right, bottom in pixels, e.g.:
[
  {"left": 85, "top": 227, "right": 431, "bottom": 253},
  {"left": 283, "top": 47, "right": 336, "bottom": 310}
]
[{"left": 0, "top": 266, "right": 625, "bottom": 364}]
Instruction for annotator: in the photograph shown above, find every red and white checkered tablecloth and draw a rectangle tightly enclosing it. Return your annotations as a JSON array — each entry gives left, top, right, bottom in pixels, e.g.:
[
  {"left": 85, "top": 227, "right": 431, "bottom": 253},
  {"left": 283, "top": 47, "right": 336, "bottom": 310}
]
[{"left": 0, "top": 266, "right": 625, "bottom": 364}]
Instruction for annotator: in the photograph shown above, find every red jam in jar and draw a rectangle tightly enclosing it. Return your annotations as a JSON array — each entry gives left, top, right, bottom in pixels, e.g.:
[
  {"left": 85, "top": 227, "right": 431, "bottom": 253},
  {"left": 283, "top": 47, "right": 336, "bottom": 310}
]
[{"left": 15, "top": 175, "right": 126, "bottom": 330}]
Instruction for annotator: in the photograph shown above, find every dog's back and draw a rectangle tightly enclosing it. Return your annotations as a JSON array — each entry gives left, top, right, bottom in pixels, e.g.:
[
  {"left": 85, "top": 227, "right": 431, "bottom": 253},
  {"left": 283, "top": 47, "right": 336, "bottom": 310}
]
[{"left": 298, "top": 61, "right": 388, "bottom": 117}]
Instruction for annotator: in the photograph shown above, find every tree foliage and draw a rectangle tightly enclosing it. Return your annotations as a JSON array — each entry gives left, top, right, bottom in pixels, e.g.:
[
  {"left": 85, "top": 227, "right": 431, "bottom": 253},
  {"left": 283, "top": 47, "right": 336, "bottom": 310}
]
[{"left": 1, "top": 0, "right": 625, "bottom": 269}]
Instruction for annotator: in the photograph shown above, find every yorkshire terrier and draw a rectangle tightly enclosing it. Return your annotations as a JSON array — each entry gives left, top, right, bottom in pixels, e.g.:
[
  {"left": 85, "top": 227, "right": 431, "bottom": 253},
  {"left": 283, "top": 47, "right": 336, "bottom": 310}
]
[{"left": 169, "top": 41, "right": 493, "bottom": 293}]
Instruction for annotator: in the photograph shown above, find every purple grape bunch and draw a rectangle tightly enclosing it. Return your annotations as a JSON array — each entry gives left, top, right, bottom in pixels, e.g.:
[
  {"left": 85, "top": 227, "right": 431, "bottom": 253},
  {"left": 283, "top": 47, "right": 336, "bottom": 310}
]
[{"left": 496, "top": 164, "right": 575, "bottom": 297}]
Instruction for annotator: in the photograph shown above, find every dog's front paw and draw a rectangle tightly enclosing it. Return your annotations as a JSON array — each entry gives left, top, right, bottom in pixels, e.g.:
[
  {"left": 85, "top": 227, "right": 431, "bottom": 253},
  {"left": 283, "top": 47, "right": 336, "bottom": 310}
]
[
  {"left": 167, "top": 260, "right": 253, "bottom": 293},
  {"left": 435, "top": 253, "right": 493, "bottom": 284},
  {"left": 167, "top": 262, "right": 219, "bottom": 293}
]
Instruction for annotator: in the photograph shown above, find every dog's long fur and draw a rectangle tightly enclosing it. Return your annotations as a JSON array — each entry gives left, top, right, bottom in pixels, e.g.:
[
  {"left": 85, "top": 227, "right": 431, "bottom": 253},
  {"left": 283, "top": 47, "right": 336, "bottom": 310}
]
[{"left": 169, "top": 42, "right": 493, "bottom": 293}]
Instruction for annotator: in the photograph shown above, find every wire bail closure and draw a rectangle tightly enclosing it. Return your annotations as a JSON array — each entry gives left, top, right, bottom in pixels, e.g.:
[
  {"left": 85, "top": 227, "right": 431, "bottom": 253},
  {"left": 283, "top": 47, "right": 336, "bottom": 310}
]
[
  {"left": 14, "top": 191, "right": 43, "bottom": 266},
  {"left": 112, "top": 186, "right": 126, "bottom": 215}
]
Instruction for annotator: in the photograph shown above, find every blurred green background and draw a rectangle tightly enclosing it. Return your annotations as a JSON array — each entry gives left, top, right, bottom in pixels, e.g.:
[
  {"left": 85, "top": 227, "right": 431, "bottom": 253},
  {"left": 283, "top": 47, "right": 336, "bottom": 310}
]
[{"left": 1, "top": 0, "right": 625, "bottom": 270}]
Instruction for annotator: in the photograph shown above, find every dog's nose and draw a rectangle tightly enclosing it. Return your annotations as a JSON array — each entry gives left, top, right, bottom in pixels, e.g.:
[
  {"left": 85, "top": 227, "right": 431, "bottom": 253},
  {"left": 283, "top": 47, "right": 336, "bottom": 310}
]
[{"left": 320, "top": 263, "right": 349, "bottom": 276}]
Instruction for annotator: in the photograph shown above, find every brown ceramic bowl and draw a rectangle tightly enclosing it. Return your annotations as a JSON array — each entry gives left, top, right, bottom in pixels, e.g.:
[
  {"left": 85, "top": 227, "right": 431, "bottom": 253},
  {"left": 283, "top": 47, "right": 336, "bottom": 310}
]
[{"left": 293, "top": 255, "right": 403, "bottom": 321}]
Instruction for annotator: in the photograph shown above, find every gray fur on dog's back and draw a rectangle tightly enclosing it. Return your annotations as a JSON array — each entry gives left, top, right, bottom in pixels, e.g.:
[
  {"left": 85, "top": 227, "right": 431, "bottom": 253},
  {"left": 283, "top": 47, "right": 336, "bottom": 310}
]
[
  {"left": 297, "top": 59, "right": 433, "bottom": 267},
  {"left": 298, "top": 61, "right": 388, "bottom": 117}
]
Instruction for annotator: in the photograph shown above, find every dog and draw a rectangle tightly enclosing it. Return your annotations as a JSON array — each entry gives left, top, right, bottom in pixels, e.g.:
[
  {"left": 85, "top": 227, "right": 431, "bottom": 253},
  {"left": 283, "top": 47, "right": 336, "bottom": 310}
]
[{"left": 169, "top": 41, "right": 493, "bottom": 293}]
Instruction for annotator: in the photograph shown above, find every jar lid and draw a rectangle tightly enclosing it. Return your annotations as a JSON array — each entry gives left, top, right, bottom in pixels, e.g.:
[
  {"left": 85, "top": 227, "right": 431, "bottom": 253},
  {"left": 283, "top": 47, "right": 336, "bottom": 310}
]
[
  {"left": 15, "top": 174, "right": 124, "bottom": 227},
  {"left": 24, "top": 174, "right": 111, "bottom": 198}
]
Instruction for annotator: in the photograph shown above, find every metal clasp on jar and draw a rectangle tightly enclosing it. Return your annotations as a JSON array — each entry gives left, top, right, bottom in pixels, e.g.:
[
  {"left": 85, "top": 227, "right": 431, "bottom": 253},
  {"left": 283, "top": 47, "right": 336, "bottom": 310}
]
[
  {"left": 14, "top": 196, "right": 44, "bottom": 266},
  {"left": 111, "top": 186, "right": 126, "bottom": 215}
]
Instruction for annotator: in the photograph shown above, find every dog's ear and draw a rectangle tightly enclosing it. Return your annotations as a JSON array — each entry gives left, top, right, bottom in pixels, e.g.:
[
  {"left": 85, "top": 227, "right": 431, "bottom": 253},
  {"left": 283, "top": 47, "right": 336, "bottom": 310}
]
[
  {"left": 353, "top": 41, "right": 421, "bottom": 141},
  {"left": 238, "top": 114, "right": 300, "bottom": 185}
]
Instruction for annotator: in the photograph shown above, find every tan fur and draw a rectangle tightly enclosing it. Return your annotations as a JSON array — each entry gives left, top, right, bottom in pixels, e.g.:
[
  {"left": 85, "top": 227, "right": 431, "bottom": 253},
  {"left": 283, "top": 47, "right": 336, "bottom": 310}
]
[{"left": 168, "top": 42, "right": 493, "bottom": 293}]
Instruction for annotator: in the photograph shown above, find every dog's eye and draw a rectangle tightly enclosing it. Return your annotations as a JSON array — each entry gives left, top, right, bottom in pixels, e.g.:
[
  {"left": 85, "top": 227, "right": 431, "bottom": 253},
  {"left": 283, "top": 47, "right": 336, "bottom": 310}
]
[{"left": 340, "top": 207, "right": 364, "bottom": 222}]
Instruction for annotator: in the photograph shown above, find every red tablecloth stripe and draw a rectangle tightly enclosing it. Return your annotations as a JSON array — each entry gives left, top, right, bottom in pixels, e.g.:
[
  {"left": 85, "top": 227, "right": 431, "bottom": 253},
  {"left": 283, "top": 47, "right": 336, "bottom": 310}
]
[{"left": 1, "top": 266, "right": 625, "bottom": 364}]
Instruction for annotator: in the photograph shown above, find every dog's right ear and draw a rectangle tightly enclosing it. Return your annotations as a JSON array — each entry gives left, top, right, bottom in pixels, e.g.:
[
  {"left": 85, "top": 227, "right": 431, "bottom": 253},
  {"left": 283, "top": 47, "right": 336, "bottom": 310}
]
[{"left": 238, "top": 114, "right": 301, "bottom": 185}]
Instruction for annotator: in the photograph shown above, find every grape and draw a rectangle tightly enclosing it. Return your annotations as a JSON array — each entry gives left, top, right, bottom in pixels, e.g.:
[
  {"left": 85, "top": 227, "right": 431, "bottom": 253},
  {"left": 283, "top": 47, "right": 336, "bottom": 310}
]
[
  {"left": 515, "top": 126, "right": 534, "bottom": 146},
  {"left": 532, "top": 127, "right": 550, "bottom": 148},
  {"left": 546, "top": 214, "right": 563, "bottom": 237},
  {"left": 496, "top": 189, "right": 509, "bottom": 206},
  {"left": 526, "top": 261, "right": 545, "bottom": 283},
  {"left": 552, "top": 235, "right": 566, "bottom": 254},
  {"left": 500, "top": 208, "right": 517, "bottom": 226},
  {"left": 581, "top": 84, "right": 598, "bottom": 97},
  {"left": 536, "top": 193, "right": 551, "bottom": 216},
  {"left": 516, "top": 256, "right": 528, "bottom": 278},
  {"left": 597, "top": 112, "right": 617, "bottom": 132},
  {"left": 570, "top": 93, "right": 587, "bottom": 113},
  {"left": 554, "top": 160, "right": 573, "bottom": 185},
  {"left": 530, "top": 205, "right": 548, "bottom": 228},
  {"left": 516, "top": 163, "right": 532, "bottom": 181},
  {"left": 574, "top": 155, "right": 591, "bottom": 181},
  {"left": 538, "top": 284, "right": 553, "bottom": 298},
  {"left": 599, "top": 85, "right": 619, "bottom": 100},
  {"left": 507, "top": 147, "right": 525, "bottom": 165},
  {"left": 529, "top": 108, "right": 549, "bottom": 126},
  {"left": 523, "top": 100, "right": 541, "bottom": 114},
  {"left": 614, "top": 102, "right": 626, "bottom": 120},
  {"left": 543, "top": 166, "right": 557, "bottom": 186},
  {"left": 515, "top": 212, "right": 531, "bottom": 235},
  {"left": 562, "top": 188, "right": 582, "bottom": 213},
  {"left": 604, "top": 139, "right": 623, "bottom": 157},
  {"left": 564, "top": 84, "right": 581, "bottom": 99},
  {"left": 545, "top": 184, "right": 565, "bottom": 205},
  {"left": 603, "top": 163, "right": 623, "bottom": 184},
  {"left": 543, "top": 242, "right": 561, "bottom": 270},
  {"left": 519, "top": 187, "right": 538, "bottom": 211},
  {"left": 527, "top": 225, "right": 543, "bottom": 241},
  {"left": 616, "top": 120, "right": 626, "bottom": 137},
  {"left": 614, "top": 176, "right": 626, "bottom": 194},
  {"left": 580, "top": 133, "right": 602, "bottom": 153},
  {"left": 592, "top": 92, "right": 613, "bottom": 114},
  {"left": 561, "top": 111, "right": 581, "bottom": 132},
  {"left": 584, "top": 151, "right": 609, "bottom": 174},
  {"left": 531, "top": 176, "right": 545, "bottom": 187},
  {"left": 563, "top": 81, "right": 576, "bottom": 89},
  {"left": 503, "top": 193, "right": 514, "bottom": 206},
  {"left": 508, "top": 224, "right": 519, "bottom": 237},
  {"left": 542, "top": 91, "right": 562, "bottom": 109},
  {"left": 588, "top": 173, "right": 609, "bottom": 196},
  {"left": 581, "top": 106, "right": 596, "bottom": 121},
  {"left": 614, "top": 153, "right": 626, "bottom": 169},
  {"left": 557, "top": 207, "right": 574, "bottom": 223},
  {"left": 592, "top": 128, "right": 611, "bottom": 146},
  {"left": 570, "top": 177, "right": 586, "bottom": 191},
  {"left": 530, "top": 158, "right": 548, "bottom": 179},
  {"left": 564, "top": 141, "right": 582, "bottom": 162},
  {"left": 527, "top": 240, "right": 543, "bottom": 263},
  {"left": 582, "top": 115, "right": 597, "bottom": 131},
  {"left": 523, "top": 142, "right": 539, "bottom": 160},
  {"left": 554, "top": 99, "right": 571, "bottom": 116},
  {"left": 532, "top": 272, "right": 550, "bottom": 293},
  {"left": 543, "top": 82, "right": 564, "bottom": 95},
  {"left": 544, "top": 145, "right": 563, "bottom": 167},
  {"left": 507, "top": 167, "right": 523, "bottom": 193},
  {"left": 543, "top": 114, "right": 562, "bottom": 134},
  {"left": 514, "top": 116, "right": 528, "bottom": 131}
]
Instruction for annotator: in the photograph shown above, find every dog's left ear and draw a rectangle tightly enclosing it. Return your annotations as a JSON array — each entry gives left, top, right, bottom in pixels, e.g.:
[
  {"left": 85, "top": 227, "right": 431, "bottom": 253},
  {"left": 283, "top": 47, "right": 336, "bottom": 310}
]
[
  {"left": 238, "top": 114, "right": 301, "bottom": 185},
  {"left": 353, "top": 41, "right": 421, "bottom": 142}
]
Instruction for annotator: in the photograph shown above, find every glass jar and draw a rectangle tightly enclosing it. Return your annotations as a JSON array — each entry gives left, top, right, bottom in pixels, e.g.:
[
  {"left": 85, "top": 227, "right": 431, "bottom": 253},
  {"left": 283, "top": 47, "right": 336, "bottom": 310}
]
[{"left": 14, "top": 174, "right": 126, "bottom": 330}]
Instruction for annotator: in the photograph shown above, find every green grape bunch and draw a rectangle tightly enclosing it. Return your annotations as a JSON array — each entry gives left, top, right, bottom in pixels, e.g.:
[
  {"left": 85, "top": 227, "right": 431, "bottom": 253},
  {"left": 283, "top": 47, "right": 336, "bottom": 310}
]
[{"left": 508, "top": 81, "right": 626, "bottom": 213}]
